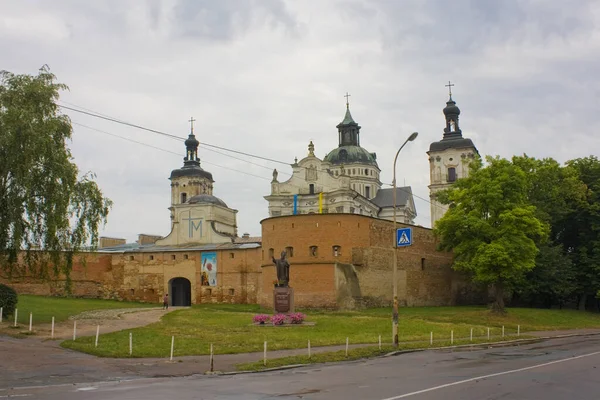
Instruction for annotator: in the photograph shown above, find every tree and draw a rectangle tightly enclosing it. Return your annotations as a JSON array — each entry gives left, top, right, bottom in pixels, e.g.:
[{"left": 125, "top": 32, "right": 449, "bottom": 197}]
[
  {"left": 434, "top": 156, "right": 548, "bottom": 313},
  {"left": 0, "top": 67, "right": 111, "bottom": 286},
  {"left": 563, "top": 156, "right": 600, "bottom": 310}
]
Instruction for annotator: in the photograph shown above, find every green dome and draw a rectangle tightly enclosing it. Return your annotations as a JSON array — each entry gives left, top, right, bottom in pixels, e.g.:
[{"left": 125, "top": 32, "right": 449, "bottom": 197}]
[{"left": 324, "top": 145, "right": 378, "bottom": 166}]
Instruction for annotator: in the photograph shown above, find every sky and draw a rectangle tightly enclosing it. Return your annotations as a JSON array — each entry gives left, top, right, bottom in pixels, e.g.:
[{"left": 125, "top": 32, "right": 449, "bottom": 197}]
[{"left": 1, "top": 0, "right": 599, "bottom": 242}]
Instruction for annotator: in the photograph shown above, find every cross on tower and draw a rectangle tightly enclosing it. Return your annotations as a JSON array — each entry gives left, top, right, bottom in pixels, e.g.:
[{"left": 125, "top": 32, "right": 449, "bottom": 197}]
[
  {"left": 445, "top": 81, "right": 454, "bottom": 97},
  {"left": 344, "top": 92, "right": 351, "bottom": 108},
  {"left": 188, "top": 117, "right": 196, "bottom": 134}
]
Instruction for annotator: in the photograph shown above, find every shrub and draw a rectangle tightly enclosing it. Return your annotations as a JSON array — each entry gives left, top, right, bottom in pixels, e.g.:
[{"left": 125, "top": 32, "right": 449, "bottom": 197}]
[
  {"left": 271, "top": 314, "right": 287, "bottom": 326},
  {"left": 288, "top": 312, "right": 305, "bottom": 324},
  {"left": 0, "top": 283, "right": 18, "bottom": 317},
  {"left": 252, "top": 314, "right": 270, "bottom": 324}
]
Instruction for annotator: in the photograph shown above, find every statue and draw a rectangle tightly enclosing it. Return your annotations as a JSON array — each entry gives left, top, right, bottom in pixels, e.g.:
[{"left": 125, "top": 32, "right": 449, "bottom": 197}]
[
  {"left": 272, "top": 168, "right": 278, "bottom": 183},
  {"left": 272, "top": 251, "right": 290, "bottom": 286}
]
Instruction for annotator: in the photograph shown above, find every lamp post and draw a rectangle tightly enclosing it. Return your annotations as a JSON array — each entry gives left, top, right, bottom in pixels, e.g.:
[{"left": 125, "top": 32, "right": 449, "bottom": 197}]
[{"left": 392, "top": 131, "right": 418, "bottom": 348}]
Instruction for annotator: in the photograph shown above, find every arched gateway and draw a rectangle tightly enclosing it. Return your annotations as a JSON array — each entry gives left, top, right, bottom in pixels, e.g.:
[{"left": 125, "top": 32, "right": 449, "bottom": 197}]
[{"left": 169, "top": 277, "right": 192, "bottom": 306}]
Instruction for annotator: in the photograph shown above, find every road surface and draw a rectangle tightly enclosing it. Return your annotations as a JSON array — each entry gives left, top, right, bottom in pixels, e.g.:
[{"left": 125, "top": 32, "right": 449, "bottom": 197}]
[{"left": 1, "top": 334, "right": 599, "bottom": 399}]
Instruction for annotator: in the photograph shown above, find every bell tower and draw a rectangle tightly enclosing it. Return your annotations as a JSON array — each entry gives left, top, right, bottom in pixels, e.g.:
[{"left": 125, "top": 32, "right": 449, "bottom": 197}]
[{"left": 427, "top": 82, "right": 478, "bottom": 228}]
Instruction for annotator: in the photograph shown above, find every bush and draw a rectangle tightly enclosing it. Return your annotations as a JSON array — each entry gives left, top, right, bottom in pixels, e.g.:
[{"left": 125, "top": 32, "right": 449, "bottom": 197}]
[
  {"left": 252, "top": 314, "right": 270, "bottom": 324},
  {"left": 0, "top": 283, "right": 18, "bottom": 317},
  {"left": 271, "top": 314, "right": 287, "bottom": 326},
  {"left": 288, "top": 312, "right": 305, "bottom": 324}
]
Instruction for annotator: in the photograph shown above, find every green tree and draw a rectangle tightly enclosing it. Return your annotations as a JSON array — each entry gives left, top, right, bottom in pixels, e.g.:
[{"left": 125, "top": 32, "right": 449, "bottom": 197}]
[
  {"left": 564, "top": 156, "right": 600, "bottom": 310},
  {"left": 0, "top": 67, "right": 111, "bottom": 285},
  {"left": 434, "top": 156, "right": 548, "bottom": 313}
]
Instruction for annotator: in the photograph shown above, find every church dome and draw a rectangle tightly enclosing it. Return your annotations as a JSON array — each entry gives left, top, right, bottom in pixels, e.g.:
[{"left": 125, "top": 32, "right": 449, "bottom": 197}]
[
  {"left": 443, "top": 98, "right": 460, "bottom": 116},
  {"left": 187, "top": 194, "right": 228, "bottom": 207},
  {"left": 324, "top": 145, "right": 378, "bottom": 166},
  {"left": 170, "top": 165, "right": 213, "bottom": 181},
  {"left": 185, "top": 135, "right": 199, "bottom": 148}
]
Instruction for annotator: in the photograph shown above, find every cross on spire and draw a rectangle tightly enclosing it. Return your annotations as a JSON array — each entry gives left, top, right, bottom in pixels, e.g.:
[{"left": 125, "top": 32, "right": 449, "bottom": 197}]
[
  {"left": 188, "top": 117, "right": 196, "bottom": 134},
  {"left": 344, "top": 92, "right": 351, "bottom": 108},
  {"left": 445, "top": 81, "right": 455, "bottom": 98}
]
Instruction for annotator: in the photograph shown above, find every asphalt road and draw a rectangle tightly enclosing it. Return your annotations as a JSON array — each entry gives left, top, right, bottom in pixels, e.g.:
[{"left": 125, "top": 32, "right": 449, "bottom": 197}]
[{"left": 2, "top": 335, "right": 599, "bottom": 399}]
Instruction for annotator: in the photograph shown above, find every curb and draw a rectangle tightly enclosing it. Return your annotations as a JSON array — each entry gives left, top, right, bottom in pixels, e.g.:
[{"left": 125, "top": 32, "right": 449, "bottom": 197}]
[{"left": 223, "top": 331, "right": 600, "bottom": 375}]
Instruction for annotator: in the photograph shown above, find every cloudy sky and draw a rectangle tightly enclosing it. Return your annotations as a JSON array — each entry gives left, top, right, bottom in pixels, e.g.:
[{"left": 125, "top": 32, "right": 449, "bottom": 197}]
[{"left": 2, "top": 0, "right": 599, "bottom": 242}]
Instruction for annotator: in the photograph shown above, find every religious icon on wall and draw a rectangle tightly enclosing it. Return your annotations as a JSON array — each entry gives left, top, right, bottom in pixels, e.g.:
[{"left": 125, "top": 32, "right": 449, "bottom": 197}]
[{"left": 201, "top": 252, "right": 217, "bottom": 286}]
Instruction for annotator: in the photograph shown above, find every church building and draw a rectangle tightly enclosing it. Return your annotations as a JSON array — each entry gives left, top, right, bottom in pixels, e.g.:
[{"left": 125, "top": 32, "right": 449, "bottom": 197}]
[
  {"left": 265, "top": 100, "right": 417, "bottom": 224},
  {"left": 428, "top": 85, "right": 478, "bottom": 227}
]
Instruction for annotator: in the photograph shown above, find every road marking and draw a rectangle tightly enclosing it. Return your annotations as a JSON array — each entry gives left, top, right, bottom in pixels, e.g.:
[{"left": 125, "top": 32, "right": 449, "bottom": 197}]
[
  {"left": 380, "top": 350, "right": 600, "bottom": 400},
  {"left": 76, "top": 386, "right": 98, "bottom": 391}
]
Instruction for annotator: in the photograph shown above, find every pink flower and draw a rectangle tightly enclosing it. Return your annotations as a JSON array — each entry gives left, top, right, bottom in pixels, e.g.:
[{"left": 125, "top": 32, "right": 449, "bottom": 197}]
[
  {"left": 252, "top": 314, "right": 270, "bottom": 324},
  {"left": 287, "top": 312, "right": 305, "bottom": 324},
  {"left": 271, "top": 314, "right": 287, "bottom": 326}
]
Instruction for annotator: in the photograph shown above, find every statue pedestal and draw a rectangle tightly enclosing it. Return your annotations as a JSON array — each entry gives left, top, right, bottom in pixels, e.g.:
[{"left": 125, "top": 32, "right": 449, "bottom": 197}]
[{"left": 273, "top": 287, "right": 294, "bottom": 314}]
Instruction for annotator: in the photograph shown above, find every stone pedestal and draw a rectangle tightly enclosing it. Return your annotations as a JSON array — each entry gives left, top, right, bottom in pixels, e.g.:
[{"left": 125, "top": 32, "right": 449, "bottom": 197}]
[{"left": 273, "top": 287, "right": 294, "bottom": 314}]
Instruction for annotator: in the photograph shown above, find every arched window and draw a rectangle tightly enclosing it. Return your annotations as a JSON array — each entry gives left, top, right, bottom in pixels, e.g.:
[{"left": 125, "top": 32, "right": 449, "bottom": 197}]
[
  {"left": 365, "top": 168, "right": 368, "bottom": 175},
  {"left": 181, "top": 193, "right": 187, "bottom": 203},
  {"left": 447, "top": 167, "right": 457, "bottom": 182},
  {"left": 309, "top": 184, "right": 315, "bottom": 194},
  {"left": 309, "top": 246, "right": 318, "bottom": 257},
  {"left": 333, "top": 245, "right": 341, "bottom": 257},
  {"left": 268, "top": 248, "right": 274, "bottom": 259},
  {"left": 285, "top": 246, "right": 294, "bottom": 258}
]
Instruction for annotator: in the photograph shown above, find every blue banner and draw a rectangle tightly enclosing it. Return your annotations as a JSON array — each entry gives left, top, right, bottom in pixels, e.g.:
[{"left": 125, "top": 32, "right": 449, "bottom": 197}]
[{"left": 293, "top": 194, "right": 298, "bottom": 215}]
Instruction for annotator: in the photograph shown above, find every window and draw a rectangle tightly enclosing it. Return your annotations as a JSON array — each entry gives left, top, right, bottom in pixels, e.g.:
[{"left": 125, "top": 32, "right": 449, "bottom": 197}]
[
  {"left": 130, "top": 289, "right": 135, "bottom": 295},
  {"left": 365, "top": 168, "right": 368, "bottom": 175},
  {"left": 285, "top": 246, "right": 294, "bottom": 257},
  {"left": 129, "top": 255, "right": 134, "bottom": 261},
  {"left": 448, "top": 167, "right": 457, "bottom": 182},
  {"left": 333, "top": 246, "right": 341, "bottom": 256},
  {"left": 181, "top": 193, "right": 187, "bottom": 203},
  {"left": 349, "top": 207, "right": 355, "bottom": 214},
  {"left": 292, "top": 223, "right": 295, "bottom": 228},
  {"left": 171, "top": 255, "right": 176, "bottom": 260},
  {"left": 310, "top": 246, "right": 318, "bottom": 257},
  {"left": 352, "top": 168, "right": 356, "bottom": 175},
  {"left": 184, "top": 254, "right": 188, "bottom": 260},
  {"left": 229, "top": 289, "right": 235, "bottom": 296},
  {"left": 336, "top": 206, "right": 344, "bottom": 213},
  {"left": 365, "top": 186, "right": 371, "bottom": 199},
  {"left": 206, "top": 288, "right": 212, "bottom": 295},
  {"left": 421, "top": 258, "right": 426, "bottom": 271},
  {"left": 149, "top": 255, "right": 154, "bottom": 261},
  {"left": 309, "top": 184, "right": 315, "bottom": 194},
  {"left": 230, "top": 252, "right": 235, "bottom": 259},
  {"left": 269, "top": 248, "right": 274, "bottom": 258}
]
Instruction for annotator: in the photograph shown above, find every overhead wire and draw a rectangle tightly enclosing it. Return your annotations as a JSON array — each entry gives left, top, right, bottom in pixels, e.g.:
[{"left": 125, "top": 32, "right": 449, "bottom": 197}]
[{"left": 62, "top": 102, "right": 442, "bottom": 215}]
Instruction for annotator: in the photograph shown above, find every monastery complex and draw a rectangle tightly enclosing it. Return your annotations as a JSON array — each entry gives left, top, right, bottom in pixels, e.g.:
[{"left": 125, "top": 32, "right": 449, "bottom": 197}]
[{"left": 4, "top": 90, "right": 483, "bottom": 309}]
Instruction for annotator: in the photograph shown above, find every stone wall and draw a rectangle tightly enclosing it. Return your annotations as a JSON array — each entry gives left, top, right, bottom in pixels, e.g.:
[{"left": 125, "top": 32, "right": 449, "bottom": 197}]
[{"left": 260, "top": 214, "right": 478, "bottom": 309}]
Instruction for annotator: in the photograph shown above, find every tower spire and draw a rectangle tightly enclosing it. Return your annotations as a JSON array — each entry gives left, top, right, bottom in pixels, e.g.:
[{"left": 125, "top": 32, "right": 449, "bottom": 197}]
[
  {"left": 189, "top": 116, "right": 196, "bottom": 134},
  {"left": 445, "top": 81, "right": 454, "bottom": 99},
  {"left": 344, "top": 92, "right": 351, "bottom": 109}
]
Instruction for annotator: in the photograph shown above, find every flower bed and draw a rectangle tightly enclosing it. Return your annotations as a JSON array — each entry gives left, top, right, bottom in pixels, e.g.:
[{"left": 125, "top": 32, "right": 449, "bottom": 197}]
[{"left": 252, "top": 312, "right": 307, "bottom": 326}]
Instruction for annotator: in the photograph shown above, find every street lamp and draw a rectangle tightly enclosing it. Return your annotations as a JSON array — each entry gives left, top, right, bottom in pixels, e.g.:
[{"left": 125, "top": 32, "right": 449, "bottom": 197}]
[{"left": 392, "top": 131, "right": 418, "bottom": 348}]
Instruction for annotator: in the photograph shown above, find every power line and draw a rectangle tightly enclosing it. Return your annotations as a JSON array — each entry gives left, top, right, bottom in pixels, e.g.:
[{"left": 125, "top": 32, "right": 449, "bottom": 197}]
[{"left": 63, "top": 102, "right": 443, "bottom": 212}]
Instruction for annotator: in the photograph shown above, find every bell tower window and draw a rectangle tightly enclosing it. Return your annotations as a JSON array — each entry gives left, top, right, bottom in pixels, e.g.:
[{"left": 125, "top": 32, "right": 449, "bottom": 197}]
[
  {"left": 181, "top": 193, "right": 187, "bottom": 203},
  {"left": 309, "top": 184, "right": 315, "bottom": 195},
  {"left": 448, "top": 167, "right": 456, "bottom": 183}
]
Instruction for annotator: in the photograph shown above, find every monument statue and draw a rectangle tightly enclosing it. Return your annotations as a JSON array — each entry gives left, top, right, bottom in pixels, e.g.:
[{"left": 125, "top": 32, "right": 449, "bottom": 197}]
[
  {"left": 272, "top": 250, "right": 290, "bottom": 286},
  {"left": 272, "top": 168, "right": 278, "bottom": 182}
]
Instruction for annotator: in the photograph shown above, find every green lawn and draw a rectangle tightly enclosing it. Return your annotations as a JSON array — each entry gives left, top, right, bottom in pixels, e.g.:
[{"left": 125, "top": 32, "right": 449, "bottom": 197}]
[
  {"left": 4, "top": 295, "right": 155, "bottom": 325},
  {"left": 60, "top": 304, "right": 600, "bottom": 358}
]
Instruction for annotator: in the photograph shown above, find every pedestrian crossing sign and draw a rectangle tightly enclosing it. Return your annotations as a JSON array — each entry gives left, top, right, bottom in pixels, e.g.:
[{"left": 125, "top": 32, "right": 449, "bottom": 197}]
[{"left": 396, "top": 227, "right": 412, "bottom": 247}]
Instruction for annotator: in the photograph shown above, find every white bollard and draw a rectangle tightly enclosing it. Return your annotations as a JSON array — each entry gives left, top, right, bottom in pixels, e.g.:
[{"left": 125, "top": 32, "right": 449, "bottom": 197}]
[
  {"left": 470, "top": 328, "right": 473, "bottom": 342},
  {"left": 502, "top": 326, "right": 505, "bottom": 338},
  {"left": 487, "top": 327, "right": 490, "bottom": 340},
  {"left": 378, "top": 335, "right": 382, "bottom": 350},
  {"left": 430, "top": 332, "right": 433, "bottom": 346},
  {"left": 29, "top": 313, "right": 32, "bottom": 332},
  {"left": 51, "top": 317, "right": 55, "bottom": 339},
  {"left": 95, "top": 325, "right": 100, "bottom": 347},
  {"left": 129, "top": 332, "right": 133, "bottom": 356},
  {"left": 170, "top": 336, "right": 175, "bottom": 361},
  {"left": 263, "top": 341, "right": 267, "bottom": 366},
  {"left": 14, "top": 308, "right": 18, "bottom": 327},
  {"left": 518, "top": 325, "right": 520, "bottom": 337},
  {"left": 308, "top": 340, "right": 311, "bottom": 359},
  {"left": 451, "top": 330, "right": 454, "bottom": 345},
  {"left": 1, "top": 306, "right": 3, "bottom": 322},
  {"left": 210, "top": 343, "right": 214, "bottom": 372},
  {"left": 73, "top": 321, "right": 77, "bottom": 341},
  {"left": 345, "top": 337, "right": 349, "bottom": 357}
]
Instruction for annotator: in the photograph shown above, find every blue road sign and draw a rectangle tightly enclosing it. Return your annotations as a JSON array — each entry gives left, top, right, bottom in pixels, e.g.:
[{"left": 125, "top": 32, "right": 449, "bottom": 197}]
[{"left": 396, "top": 227, "right": 412, "bottom": 247}]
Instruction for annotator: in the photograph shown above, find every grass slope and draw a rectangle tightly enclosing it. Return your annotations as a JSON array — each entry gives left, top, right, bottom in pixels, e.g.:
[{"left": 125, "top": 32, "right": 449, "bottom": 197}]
[
  {"left": 6, "top": 295, "right": 155, "bottom": 325},
  {"left": 60, "top": 304, "right": 600, "bottom": 358}
]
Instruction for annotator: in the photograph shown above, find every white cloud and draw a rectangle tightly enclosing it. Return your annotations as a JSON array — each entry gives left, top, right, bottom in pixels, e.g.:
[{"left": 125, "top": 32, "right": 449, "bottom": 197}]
[{"left": 1, "top": 0, "right": 598, "bottom": 241}]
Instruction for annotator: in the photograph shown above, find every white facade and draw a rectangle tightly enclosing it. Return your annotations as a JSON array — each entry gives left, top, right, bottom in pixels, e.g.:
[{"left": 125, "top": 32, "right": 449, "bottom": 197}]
[{"left": 428, "top": 94, "right": 478, "bottom": 228}]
